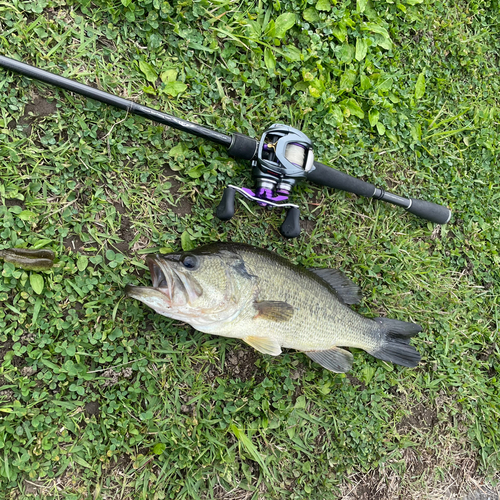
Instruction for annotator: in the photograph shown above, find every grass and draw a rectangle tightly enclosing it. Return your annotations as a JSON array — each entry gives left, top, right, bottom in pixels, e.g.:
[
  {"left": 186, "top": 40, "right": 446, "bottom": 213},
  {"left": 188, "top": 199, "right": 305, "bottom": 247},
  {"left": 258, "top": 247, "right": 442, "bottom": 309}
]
[{"left": 0, "top": 0, "right": 499, "bottom": 498}]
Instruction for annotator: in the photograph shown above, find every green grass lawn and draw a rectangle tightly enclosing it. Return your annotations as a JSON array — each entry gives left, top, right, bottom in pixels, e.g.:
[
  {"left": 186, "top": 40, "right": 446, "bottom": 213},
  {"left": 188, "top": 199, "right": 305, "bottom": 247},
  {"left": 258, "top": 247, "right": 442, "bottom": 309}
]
[{"left": 1, "top": 0, "right": 499, "bottom": 498}]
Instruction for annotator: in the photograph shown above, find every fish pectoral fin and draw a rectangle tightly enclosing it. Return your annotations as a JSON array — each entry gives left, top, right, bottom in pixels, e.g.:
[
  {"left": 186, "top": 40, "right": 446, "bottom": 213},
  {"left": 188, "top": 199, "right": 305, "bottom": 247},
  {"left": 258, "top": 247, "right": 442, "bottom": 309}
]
[
  {"left": 253, "top": 300, "right": 294, "bottom": 322},
  {"left": 305, "top": 347, "right": 354, "bottom": 373},
  {"left": 308, "top": 268, "right": 362, "bottom": 305},
  {"left": 244, "top": 336, "right": 282, "bottom": 356}
]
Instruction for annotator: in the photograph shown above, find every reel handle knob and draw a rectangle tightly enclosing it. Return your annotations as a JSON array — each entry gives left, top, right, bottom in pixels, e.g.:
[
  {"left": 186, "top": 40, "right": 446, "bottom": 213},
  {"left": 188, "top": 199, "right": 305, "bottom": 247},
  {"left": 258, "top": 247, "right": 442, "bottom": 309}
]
[
  {"left": 216, "top": 187, "right": 236, "bottom": 220},
  {"left": 280, "top": 207, "right": 301, "bottom": 239}
]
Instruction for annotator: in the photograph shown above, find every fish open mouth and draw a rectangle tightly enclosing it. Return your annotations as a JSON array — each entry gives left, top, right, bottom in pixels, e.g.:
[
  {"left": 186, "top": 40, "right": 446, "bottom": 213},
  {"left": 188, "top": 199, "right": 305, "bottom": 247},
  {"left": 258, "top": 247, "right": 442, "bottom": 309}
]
[
  {"left": 124, "top": 256, "right": 173, "bottom": 305},
  {"left": 126, "top": 255, "right": 202, "bottom": 310},
  {"left": 147, "top": 256, "right": 169, "bottom": 289},
  {"left": 146, "top": 256, "right": 176, "bottom": 302},
  {"left": 146, "top": 255, "right": 201, "bottom": 304}
]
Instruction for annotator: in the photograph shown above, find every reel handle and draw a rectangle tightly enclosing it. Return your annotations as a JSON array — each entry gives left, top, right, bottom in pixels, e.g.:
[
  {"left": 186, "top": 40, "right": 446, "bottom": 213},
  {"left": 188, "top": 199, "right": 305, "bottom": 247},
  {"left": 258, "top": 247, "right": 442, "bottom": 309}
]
[
  {"left": 215, "top": 187, "right": 236, "bottom": 220},
  {"left": 308, "top": 162, "right": 451, "bottom": 225},
  {"left": 280, "top": 207, "right": 301, "bottom": 239},
  {"left": 216, "top": 186, "right": 301, "bottom": 237}
]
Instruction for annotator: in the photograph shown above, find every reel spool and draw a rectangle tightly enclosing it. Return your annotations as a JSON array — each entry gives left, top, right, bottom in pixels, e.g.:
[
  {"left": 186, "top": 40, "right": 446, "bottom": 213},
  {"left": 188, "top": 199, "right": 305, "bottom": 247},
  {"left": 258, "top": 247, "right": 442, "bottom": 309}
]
[
  {"left": 256, "top": 124, "right": 315, "bottom": 182},
  {"left": 216, "top": 124, "right": 315, "bottom": 238}
]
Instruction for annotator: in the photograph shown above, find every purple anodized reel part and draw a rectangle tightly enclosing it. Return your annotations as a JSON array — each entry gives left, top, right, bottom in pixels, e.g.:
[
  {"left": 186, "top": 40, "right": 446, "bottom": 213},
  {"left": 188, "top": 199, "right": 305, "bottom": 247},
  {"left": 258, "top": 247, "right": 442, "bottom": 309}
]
[{"left": 241, "top": 187, "right": 289, "bottom": 207}]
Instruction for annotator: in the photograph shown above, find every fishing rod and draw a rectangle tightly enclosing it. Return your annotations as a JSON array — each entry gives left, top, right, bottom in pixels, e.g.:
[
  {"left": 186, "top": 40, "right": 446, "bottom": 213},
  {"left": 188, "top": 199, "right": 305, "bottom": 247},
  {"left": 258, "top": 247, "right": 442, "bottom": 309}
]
[{"left": 0, "top": 55, "right": 451, "bottom": 238}]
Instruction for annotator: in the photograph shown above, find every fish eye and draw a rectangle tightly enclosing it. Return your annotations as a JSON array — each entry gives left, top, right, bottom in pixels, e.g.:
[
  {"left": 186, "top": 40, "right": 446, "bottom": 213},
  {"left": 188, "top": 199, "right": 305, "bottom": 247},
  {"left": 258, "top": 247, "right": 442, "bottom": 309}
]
[{"left": 181, "top": 255, "right": 198, "bottom": 270}]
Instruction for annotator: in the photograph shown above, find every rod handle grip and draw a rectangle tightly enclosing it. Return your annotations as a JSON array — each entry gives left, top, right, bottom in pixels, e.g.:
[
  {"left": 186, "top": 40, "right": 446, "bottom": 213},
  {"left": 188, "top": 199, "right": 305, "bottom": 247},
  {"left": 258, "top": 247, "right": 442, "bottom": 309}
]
[
  {"left": 407, "top": 198, "right": 451, "bottom": 224},
  {"left": 307, "top": 161, "right": 377, "bottom": 197},
  {"left": 216, "top": 187, "right": 236, "bottom": 220}
]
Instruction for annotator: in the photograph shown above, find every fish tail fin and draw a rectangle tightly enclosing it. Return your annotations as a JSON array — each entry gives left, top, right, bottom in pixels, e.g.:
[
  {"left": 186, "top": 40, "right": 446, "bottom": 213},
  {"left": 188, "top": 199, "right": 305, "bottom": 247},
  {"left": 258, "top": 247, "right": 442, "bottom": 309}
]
[{"left": 369, "top": 318, "right": 422, "bottom": 368}]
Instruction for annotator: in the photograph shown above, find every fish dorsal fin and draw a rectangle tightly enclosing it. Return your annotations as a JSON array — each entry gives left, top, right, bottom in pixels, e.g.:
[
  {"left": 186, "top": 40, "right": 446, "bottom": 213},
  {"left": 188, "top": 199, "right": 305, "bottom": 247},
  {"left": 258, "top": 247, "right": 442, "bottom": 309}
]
[
  {"left": 253, "top": 300, "right": 294, "bottom": 322},
  {"left": 244, "top": 336, "right": 282, "bottom": 356},
  {"left": 308, "top": 268, "right": 362, "bottom": 305},
  {"left": 305, "top": 347, "right": 354, "bottom": 373}
]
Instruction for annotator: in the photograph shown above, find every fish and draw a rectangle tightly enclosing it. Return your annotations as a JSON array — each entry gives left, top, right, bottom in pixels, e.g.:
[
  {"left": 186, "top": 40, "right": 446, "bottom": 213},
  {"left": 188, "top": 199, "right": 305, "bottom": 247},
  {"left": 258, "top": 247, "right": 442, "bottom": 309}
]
[{"left": 125, "top": 243, "right": 421, "bottom": 373}]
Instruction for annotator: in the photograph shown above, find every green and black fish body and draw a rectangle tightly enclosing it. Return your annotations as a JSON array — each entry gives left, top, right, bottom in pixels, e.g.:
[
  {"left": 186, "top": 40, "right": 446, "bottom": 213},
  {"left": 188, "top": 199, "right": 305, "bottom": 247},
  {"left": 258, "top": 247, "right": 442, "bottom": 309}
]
[{"left": 126, "top": 242, "right": 422, "bottom": 373}]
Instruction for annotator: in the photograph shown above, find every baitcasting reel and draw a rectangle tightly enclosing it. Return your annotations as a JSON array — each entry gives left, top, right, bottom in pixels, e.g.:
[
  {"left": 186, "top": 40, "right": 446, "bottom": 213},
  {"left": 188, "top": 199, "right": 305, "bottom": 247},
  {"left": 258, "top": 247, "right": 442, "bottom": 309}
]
[
  {"left": 216, "top": 124, "right": 315, "bottom": 238},
  {"left": 0, "top": 55, "right": 452, "bottom": 239}
]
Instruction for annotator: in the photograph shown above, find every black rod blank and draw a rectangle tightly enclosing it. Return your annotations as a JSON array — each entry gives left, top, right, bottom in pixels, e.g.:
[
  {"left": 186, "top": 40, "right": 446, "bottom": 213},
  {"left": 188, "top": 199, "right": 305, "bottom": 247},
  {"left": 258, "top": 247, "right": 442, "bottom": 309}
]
[{"left": 0, "top": 55, "right": 232, "bottom": 147}]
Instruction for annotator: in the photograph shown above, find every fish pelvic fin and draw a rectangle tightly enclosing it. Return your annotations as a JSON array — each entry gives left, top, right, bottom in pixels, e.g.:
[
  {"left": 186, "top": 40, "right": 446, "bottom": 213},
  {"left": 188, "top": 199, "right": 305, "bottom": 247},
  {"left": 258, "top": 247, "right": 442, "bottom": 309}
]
[
  {"left": 305, "top": 347, "right": 354, "bottom": 373},
  {"left": 369, "top": 318, "right": 422, "bottom": 368},
  {"left": 253, "top": 300, "right": 294, "bottom": 322},
  {"left": 244, "top": 335, "right": 282, "bottom": 356},
  {"left": 308, "top": 268, "right": 362, "bottom": 305}
]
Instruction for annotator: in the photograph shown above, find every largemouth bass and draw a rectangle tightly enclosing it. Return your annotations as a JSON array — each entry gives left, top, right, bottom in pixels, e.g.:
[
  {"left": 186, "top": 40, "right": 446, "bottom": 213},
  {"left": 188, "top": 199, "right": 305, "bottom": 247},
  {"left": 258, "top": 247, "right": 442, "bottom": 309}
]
[{"left": 126, "top": 243, "right": 421, "bottom": 373}]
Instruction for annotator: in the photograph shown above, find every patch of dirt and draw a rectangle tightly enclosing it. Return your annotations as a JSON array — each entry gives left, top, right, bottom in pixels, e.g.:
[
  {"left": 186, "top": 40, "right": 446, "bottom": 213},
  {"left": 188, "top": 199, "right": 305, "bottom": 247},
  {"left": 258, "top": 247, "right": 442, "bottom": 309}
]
[
  {"left": 300, "top": 218, "right": 316, "bottom": 236},
  {"left": 84, "top": 401, "right": 100, "bottom": 417},
  {"left": 162, "top": 166, "right": 193, "bottom": 217},
  {"left": 63, "top": 234, "right": 86, "bottom": 253},
  {"left": 23, "top": 479, "right": 44, "bottom": 496},
  {"left": 224, "top": 346, "right": 263, "bottom": 382},
  {"left": 200, "top": 362, "right": 221, "bottom": 385},
  {"left": 10, "top": 96, "right": 58, "bottom": 135},
  {"left": 0, "top": 339, "right": 24, "bottom": 368},
  {"left": 4, "top": 199, "right": 26, "bottom": 210},
  {"left": 113, "top": 201, "right": 127, "bottom": 215},
  {"left": 196, "top": 345, "right": 264, "bottom": 384},
  {"left": 345, "top": 374, "right": 367, "bottom": 391},
  {"left": 172, "top": 196, "right": 193, "bottom": 217},
  {"left": 108, "top": 453, "right": 133, "bottom": 474},
  {"left": 305, "top": 186, "right": 325, "bottom": 206},
  {"left": 290, "top": 364, "right": 306, "bottom": 380},
  {"left": 477, "top": 345, "right": 496, "bottom": 363},
  {"left": 102, "top": 367, "right": 133, "bottom": 387},
  {"left": 20, "top": 366, "right": 37, "bottom": 377},
  {"left": 461, "top": 258, "right": 474, "bottom": 277},
  {"left": 19, "top": 331, "right": 36, "bottom": 346},
  {"left": 397, "top": 403, "right": 438, "bottom": 433},
  {"left": 24, "top": 96, "right": 57, "bottom": 118},
  {"left": 0, "top": 387, "right": 14, "bottom": 402},
  {"left": 75, "top": 186, "right": 92, "bottom": 206},
  {"left": 342, "top": 471, "right": 387, "bottom": 500},
  {"left": 112, "top": 201, "right": 135, "bottom": 254},
  {"left": 477, "top": 344, "right": 497, "bottom": 379}
]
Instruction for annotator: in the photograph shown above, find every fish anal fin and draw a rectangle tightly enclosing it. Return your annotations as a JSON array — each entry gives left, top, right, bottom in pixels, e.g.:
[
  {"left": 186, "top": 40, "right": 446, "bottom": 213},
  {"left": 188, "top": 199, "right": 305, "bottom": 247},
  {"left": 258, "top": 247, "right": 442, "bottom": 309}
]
[
  {"left": 253, "top": 300, "right": 293, "bottom": 322},
  {"left": 308, "top": 268, "right": 362, "bottom": 305},
  {"left": 244, "top": 336, "right": 282, "bottom": 356},
  {"left": 305, "top": 347, "right": 354, "bottom": 373}
]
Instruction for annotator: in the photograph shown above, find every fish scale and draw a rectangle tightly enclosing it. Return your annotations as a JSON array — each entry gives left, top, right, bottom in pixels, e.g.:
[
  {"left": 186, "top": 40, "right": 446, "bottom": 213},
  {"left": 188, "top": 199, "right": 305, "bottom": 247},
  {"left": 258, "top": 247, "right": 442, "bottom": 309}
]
[{"left": 215, "top": 244, "right": 380, "bottom": 353}]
